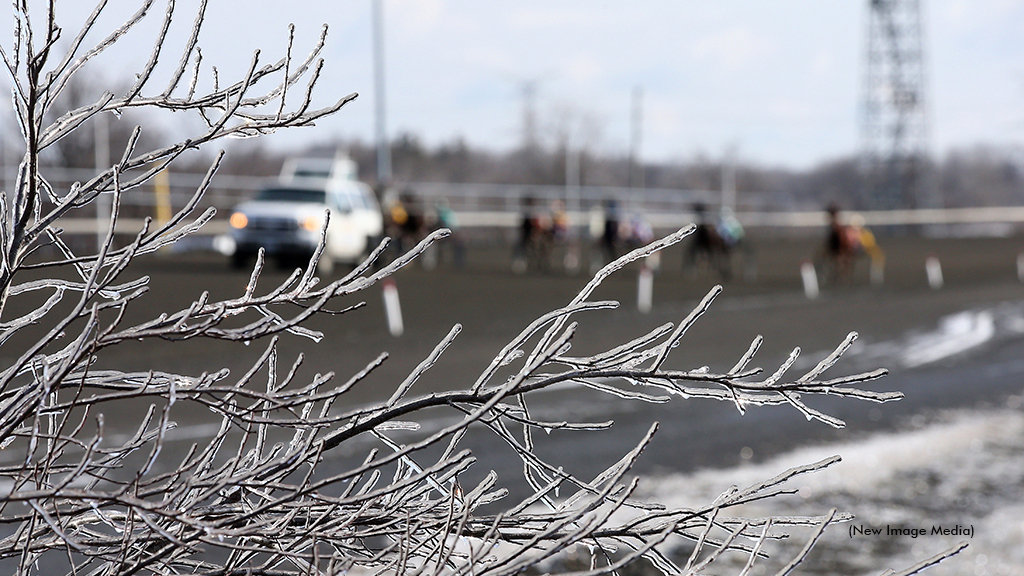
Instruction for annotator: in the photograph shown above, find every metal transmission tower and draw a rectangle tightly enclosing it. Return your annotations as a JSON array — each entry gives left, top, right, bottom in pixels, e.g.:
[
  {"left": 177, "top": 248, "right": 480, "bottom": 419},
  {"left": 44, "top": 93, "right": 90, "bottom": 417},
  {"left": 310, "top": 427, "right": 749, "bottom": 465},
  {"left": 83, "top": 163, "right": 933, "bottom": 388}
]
[{"left": 860, "top": 0, "right": 930, "bottom": 210}]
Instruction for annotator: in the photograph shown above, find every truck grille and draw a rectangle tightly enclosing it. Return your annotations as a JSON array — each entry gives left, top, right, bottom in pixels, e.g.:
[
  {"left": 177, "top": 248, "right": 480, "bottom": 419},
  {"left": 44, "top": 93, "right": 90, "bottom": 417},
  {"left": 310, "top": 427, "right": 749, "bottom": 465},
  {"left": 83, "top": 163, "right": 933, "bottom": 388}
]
[{"left": 247, "top": 217, "right": 298, "bottom": 232}]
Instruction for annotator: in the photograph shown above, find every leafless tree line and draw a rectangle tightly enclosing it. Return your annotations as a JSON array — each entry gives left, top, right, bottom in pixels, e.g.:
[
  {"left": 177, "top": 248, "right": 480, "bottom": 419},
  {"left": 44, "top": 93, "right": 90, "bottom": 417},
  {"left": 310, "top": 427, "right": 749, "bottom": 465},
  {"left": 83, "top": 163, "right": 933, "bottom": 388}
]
[
  {"left": 24, "top": 73, "right": 1023, "bottom": 214},
  {"left": 334, "top": 138, "right": 1023, "bottom": 210},
  {"left": 0, "top": 2, "right": 966, "bottom": 575}
]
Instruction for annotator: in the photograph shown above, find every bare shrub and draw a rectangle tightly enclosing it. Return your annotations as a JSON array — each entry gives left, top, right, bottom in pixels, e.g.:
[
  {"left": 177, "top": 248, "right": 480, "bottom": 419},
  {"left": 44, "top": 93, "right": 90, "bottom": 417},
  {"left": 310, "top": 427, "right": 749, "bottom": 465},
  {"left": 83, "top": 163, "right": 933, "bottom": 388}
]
[{"left": 0, "top": 2, "right": 965, "bottom": 575}]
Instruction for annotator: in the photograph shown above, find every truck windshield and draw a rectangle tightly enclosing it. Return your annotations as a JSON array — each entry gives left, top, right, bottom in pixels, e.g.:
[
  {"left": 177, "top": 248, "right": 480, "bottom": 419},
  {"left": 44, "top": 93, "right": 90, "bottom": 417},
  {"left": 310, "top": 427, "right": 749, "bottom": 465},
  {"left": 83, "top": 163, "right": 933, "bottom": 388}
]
[{"left": 254, "top": 187, "right": 326, "bottom": 203}]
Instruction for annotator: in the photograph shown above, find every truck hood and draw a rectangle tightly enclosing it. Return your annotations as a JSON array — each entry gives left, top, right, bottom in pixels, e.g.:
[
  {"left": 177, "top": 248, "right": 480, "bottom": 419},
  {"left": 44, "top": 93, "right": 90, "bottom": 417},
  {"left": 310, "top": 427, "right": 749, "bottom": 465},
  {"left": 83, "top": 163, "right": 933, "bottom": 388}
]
[{"left": 231, "top": 200, "right": 328, "bottom": 220}]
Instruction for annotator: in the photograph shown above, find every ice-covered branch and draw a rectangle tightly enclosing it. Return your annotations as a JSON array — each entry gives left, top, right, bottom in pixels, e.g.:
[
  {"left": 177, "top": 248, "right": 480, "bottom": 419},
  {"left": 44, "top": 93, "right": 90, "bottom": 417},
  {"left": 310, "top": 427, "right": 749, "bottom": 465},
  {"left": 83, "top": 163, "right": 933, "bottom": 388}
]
[{"left": 0, "top": 3, "right": 964, "bottom": 576}]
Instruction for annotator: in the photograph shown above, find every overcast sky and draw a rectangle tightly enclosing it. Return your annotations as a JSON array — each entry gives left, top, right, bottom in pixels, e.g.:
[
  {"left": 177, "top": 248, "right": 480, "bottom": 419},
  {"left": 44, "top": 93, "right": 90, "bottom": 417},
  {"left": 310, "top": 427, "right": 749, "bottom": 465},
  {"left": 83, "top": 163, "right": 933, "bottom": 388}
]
[{"left": 6, "top": 1, "right": 1024, "bottom": 169}]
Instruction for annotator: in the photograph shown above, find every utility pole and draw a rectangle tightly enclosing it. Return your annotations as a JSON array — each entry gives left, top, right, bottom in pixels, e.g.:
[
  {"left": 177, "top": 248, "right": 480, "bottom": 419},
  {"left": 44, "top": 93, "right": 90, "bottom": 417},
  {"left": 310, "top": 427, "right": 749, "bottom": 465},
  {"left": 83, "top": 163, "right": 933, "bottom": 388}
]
[
  {"left": 0, "top": 117, "right": 6, "bottom": 195},
  {"left": 520, "top": 80, "right": 539, "bottom": 152},
  {"left": 94, "top": 112, "right": 110, "bottom": 251},
  {"left": 721, "top": 144, "right": 737, "bottom": 211},
  {"left": 566, "top": 131, "right": 581, "bottom": 229},
  {"left": 861, "top": 0, "right": 931, "bottom": 210},
  {"left": 372, "top": 0, "right": 391, "bottom": 188},
  {"left": 628, "top": 86, "right": 644, "bottom": 190}
]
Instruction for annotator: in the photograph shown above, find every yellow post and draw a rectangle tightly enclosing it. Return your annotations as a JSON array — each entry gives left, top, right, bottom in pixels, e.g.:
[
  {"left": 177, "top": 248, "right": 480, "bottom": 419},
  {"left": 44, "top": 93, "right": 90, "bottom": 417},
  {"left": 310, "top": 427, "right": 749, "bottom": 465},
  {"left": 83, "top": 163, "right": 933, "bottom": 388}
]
[{"left": 155, "top": 169, "right": 172, "bottom": 225}]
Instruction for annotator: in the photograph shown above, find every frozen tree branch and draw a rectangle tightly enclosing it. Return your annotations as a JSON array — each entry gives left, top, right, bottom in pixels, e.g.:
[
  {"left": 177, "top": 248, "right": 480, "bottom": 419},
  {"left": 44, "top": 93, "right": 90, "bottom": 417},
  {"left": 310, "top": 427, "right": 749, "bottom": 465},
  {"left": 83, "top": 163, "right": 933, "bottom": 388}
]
[{"left": 0, "top": 2, "right": 965, "bottom": 575}]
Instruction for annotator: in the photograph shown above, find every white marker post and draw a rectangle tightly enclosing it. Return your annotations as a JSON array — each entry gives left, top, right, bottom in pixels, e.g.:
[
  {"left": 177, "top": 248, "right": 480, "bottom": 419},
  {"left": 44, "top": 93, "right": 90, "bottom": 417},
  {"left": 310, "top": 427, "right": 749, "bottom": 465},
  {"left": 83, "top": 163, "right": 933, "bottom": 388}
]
[
  {"left": 870, "top": 255, "right": 885, "bottom": 286},
  {"left": 382, "top": 279, "right": 404, "bottom": 336},
  {"left": 638, "top": 265, "right": 653, "bottom": 314},
  {"left": 801, "top": 261, "right": 819, "bottom": 299},
  {"left": 926, "top": 256, "right": 943, "bottom": 290}
]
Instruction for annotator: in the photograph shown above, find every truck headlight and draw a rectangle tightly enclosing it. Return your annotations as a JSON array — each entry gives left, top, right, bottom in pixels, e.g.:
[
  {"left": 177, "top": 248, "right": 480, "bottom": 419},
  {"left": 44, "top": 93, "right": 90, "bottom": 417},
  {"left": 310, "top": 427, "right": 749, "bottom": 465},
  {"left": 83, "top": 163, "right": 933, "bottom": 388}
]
[
  {"left": 229, "top": 212, "right": 248, "bottom": 229},
  {"left": 301, "top": 216, "right": 323, "bottom": 232}
]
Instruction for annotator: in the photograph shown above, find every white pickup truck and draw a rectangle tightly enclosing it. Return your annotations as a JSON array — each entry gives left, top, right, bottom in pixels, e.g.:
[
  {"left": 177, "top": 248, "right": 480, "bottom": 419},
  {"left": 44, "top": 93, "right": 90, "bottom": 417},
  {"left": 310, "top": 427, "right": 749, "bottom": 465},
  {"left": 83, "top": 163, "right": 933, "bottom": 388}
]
[{"left": 227, "top": 157, "right": 384, "bottom": 273}]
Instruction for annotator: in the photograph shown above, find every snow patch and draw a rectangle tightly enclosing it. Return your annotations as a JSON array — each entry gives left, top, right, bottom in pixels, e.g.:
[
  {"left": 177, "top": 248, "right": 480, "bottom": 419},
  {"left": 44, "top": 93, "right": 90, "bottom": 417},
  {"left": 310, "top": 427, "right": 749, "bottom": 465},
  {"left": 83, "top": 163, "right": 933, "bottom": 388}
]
[
  {"left": 636, "top": 408, "right": 1024, "bottom": 575},
  {"left": 900, "top": 310, "right": 996, "bottom": 368}
]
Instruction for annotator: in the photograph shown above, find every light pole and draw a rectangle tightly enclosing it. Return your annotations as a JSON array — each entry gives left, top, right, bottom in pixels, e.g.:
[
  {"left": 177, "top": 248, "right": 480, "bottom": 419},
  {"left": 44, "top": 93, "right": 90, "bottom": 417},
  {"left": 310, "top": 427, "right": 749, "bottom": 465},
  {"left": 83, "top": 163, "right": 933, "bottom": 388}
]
[
  {"left": 95, "top": 112, "right": 110, "bottom": 251},
  {"left": 721, "top": 143, "right": 737, "bottom": 211},
  {"left": 372, "top": 0, "right": 392, "bottom": 188},
  {"left": 628, "top": 85, "right": 643, "bottom": 190}
]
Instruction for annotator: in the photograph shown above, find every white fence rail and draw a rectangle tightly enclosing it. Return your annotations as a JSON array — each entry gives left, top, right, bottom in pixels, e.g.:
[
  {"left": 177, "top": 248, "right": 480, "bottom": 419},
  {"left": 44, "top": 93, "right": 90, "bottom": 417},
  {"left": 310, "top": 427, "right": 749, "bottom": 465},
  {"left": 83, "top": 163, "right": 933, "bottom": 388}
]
[
  {"left": 53, "top": 206, "right": 1024, "bottom": 239},
  {"left": 15, "top": 167, "right": 1024, "bottom": 235}
]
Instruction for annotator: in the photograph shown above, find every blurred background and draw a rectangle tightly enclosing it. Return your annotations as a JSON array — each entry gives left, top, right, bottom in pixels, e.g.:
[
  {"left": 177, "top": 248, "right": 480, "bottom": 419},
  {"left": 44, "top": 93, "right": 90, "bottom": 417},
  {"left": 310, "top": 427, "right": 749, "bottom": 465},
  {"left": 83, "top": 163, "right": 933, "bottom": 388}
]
[
  {"left": 3, "top": 1, "right": 1023, "bottom": 243},
  {"left": 2, "top": 1, "right": 1024, "bottom": 574}
]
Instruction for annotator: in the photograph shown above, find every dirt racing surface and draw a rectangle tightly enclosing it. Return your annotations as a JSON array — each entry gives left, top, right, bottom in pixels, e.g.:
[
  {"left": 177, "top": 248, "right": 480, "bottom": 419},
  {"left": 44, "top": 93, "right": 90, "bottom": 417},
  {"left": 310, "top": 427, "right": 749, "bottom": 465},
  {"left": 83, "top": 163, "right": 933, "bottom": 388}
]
[
  {"left": 10, "top": 230, "right": 1024, "bottom": 479},
  {"left": 6, "top": 229, "right": 1024, "bottom": 573}
]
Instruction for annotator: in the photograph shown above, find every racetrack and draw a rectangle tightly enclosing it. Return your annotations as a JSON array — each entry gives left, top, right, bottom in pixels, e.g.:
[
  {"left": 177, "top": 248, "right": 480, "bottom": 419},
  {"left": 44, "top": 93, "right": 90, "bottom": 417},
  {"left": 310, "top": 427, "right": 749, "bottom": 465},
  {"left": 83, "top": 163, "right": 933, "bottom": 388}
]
[
  {"left": 6, "top": 230, "right": 1024, "bottom": 573},
  {"left": 80, "top": 230, "right": 1024, "bottom": 474}
]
